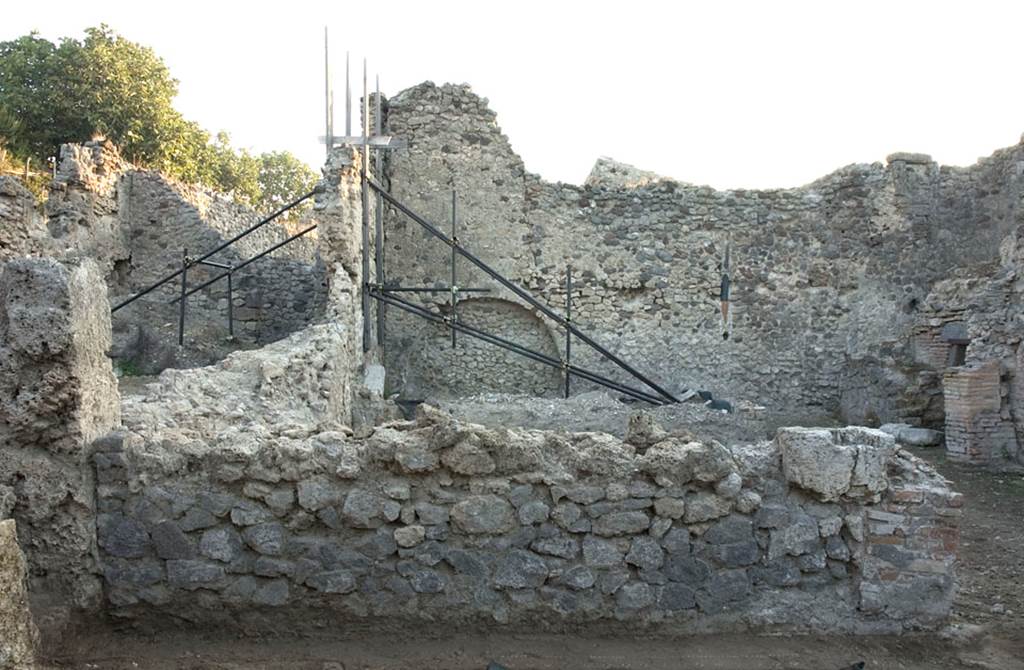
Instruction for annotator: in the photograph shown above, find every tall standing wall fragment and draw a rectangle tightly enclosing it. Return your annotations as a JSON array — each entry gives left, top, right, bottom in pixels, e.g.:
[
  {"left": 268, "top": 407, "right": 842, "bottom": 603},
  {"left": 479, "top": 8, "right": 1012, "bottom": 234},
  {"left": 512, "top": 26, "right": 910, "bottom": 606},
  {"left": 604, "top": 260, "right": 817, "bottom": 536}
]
[
  {"left": 0, "top": 258, "right": 120, "bottom": 621},
  {"left": 378, "top": 83, "right": 1024, "bottom": 441}
]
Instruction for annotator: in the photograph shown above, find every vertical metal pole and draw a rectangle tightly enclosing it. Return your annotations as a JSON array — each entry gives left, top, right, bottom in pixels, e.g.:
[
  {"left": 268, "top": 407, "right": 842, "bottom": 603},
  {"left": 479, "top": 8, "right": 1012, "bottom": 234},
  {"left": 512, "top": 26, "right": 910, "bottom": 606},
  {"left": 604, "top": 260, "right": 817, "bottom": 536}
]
[
  {"left": 361, "top": 59, "right": 371, "bottom": 352},
  {"left": 345, "top": 52, "right": 352, "bottom": 138},
  {"left": 565, "top": 265, "right": 572, "bottom": 399},
  {"left": 374, "top": 75, "right": 385, "bottom": 348},
  {"left": 178, "top": 248, "right": 188, "bottom": 346},
  {"left": 324, "top": 27, "right": 331, "bottom": 158},
  {"left": 227, "top": 269, "right": 234, "bottom": 339},
  {"left": 450, "top": 189, "right": 457, "bottom": 349}
]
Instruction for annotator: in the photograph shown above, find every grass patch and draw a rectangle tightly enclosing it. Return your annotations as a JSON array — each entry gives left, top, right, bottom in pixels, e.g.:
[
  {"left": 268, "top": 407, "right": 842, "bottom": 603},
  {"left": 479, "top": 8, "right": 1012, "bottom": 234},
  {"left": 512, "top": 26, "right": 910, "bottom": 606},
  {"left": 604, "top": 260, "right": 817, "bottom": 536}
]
[{"left": 116, "top": 360, "right": 143, "bottom": 377}]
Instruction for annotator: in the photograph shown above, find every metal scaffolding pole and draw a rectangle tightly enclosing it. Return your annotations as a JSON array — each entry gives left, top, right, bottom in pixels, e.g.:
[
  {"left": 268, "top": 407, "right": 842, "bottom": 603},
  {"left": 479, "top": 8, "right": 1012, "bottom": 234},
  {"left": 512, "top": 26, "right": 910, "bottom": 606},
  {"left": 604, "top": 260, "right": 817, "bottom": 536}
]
[
  {"left": 227, "top": 270, "right": 234, "bottom": 338},
  {"left": 177, "top": 248, "right": 188, "bottom": 346},
  {"left": 360, "top": 58, "right": 371, "bottom": 352},
  {"left": 565, "top": 265, "right": 572, "bottom": 399},
  {"left": 450, "top": 189, "right": 458, "bottom": 349},
  {"left": 374, "top": 74, "right": 385, "bottom": 348},
  {"left": 324, "top": 27, "right": 331, "bottom": 159},
  {"left": 171, "top": 225, "right": 318, "bottom": 303}
]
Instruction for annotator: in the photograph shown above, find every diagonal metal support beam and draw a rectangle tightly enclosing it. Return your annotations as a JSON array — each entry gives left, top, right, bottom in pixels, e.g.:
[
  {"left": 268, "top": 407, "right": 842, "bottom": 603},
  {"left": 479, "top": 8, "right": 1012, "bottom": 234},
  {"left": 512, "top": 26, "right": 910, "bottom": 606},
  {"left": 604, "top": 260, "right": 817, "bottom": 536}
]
[
  {"left": 377, "top": 285, "right": 491, "bottom": 294},
  {"left": 371, "top": 288, "right": 665, "bottom": 405},
  {"left": 170, "top": 225, "right": 318, "bottom": 304},
  {"left": 112, "top": 187, "right": 320, "bottom": 313},
  {"left": 367, "top": 178, "right": 679, "bottom": 404}
]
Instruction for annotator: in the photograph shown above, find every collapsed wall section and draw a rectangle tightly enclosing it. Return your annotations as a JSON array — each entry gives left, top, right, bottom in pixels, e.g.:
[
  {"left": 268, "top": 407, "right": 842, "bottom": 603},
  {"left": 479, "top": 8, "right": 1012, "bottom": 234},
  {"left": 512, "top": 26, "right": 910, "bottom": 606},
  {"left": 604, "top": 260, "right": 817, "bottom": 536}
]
[
  {"left": 116, "top": 169, "right": 326, "bottom": 348},
  {"left": 45, "top": 142, "right": 130, "bottom": 275},
  {"left": 37, "top": 140, "right": 329, "bottom": 374},
  {"left": 93, "top": 407, "right": 958, "bottom": 634}
]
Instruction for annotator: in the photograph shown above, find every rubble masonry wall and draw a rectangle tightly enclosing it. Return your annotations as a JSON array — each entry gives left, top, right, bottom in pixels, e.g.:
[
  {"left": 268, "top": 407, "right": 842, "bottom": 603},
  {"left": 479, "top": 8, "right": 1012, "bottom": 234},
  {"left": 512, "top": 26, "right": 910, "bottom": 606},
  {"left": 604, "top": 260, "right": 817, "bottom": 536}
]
[
  {"left": 92, "top": 408, "right": 960, "bottom": 634},
  {"left": 40, "top": 141, "right": 328, "bottom": 369},
  {"left": 380, "top": 84, "right": 1024, "bottom": 436}
]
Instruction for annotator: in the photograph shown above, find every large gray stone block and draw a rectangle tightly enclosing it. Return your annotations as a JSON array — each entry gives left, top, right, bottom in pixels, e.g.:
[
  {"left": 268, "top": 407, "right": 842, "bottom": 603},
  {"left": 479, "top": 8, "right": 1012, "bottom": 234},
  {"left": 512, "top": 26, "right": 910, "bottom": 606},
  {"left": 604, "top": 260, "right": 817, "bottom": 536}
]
[{"left": 451, "top": 495, "right": 515, "bottom": 535}]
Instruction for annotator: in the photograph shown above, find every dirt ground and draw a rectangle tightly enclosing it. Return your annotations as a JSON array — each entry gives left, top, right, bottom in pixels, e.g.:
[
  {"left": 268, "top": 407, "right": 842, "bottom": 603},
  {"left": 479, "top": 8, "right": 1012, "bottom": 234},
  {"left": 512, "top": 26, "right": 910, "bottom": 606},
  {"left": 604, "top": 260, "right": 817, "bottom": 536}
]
[{"left": 41, "top": 448, "right": 1024, "bottom": 670}]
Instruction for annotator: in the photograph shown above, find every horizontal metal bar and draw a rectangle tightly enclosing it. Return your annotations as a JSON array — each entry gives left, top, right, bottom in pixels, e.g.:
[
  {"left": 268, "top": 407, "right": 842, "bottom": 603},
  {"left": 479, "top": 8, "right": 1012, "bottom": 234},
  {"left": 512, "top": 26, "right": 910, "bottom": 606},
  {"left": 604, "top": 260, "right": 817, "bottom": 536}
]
[
  {"left": 380, "top": 286, "right": 491, "bottom": 294},
  {"left": 170, "top": 225, "right": 318, "bottom": 304},
  {"left": 197, "top": 260, "right": 232, "bottom": 270},
  {"left": 320, "top": 135, "right": 407, "bottom": 149},
  {"left": 112, "top": 187, "right": 321, "bottom": 313},
  {"left": 370, "top": 289, "right": 664, "bottom": 405},
  {"left": 367, "top": 177, "right": 679, "bottom": 403}
]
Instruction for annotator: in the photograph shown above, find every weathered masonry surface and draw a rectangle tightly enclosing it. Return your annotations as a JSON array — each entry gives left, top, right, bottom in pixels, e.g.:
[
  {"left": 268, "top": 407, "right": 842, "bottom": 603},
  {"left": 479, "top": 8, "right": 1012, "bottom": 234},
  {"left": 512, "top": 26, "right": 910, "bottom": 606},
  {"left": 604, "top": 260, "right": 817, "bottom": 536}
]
[
  {"left": 0, "top": 258, "right": 120, "bottom": 617},
  {"left": 377, "top": 84, "right": 1024, "bottom": 467},
  {"left": 10, "top": 141, "right": 328, "bottom": 374},
  {"left": 94, "top": 395, "right": 959, "bottom": 633},
  {"left": 0, "top": 132, "right": 967, "bottom": 639}
]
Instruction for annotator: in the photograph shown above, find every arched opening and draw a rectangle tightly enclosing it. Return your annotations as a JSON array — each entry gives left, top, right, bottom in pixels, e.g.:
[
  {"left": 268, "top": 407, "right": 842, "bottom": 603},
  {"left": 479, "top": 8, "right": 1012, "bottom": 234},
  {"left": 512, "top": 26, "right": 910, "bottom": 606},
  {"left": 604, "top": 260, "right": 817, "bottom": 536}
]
[{"left": 384, "top": 297, "right": 563, "bottom": 399}]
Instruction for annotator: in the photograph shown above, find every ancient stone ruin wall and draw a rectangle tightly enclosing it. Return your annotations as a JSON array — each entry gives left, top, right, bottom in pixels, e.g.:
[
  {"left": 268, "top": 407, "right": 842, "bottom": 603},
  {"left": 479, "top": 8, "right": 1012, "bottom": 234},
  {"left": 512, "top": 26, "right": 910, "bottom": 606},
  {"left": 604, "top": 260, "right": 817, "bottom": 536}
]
[
  {"left": 0, "top": 176, "right": 51, "bottom": 262},
  {"left": 0, "top": 144, "right": 367, "bottom": 632},
  {"left": 0, "top": 258, "right": 120, "bottom": 620},
  {"left": 116, "top": 168, "right": 327, "bottom": 348},
  {"left": 18, "top": 140, "right": 330, "bottom": 373},
  {"left": 45, "top": 142, "right": 131, "bottom": 275},
  {"left": 92, "top": 397, "right": 959, "bottom": 634},
  {"left": 914, "top": 217, "right": 1024, "bottom": 466},
  {"left": 379, "top": 84, "right": 1024, "bottom": 434}
]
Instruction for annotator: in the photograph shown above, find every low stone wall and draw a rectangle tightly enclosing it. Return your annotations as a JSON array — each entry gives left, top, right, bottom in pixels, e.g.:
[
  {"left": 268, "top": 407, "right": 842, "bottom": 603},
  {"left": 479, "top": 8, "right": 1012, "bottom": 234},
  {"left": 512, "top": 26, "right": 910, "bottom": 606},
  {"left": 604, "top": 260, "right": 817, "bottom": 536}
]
[{"left": 93, "top": 409, "right": 958, "bottom": 635}]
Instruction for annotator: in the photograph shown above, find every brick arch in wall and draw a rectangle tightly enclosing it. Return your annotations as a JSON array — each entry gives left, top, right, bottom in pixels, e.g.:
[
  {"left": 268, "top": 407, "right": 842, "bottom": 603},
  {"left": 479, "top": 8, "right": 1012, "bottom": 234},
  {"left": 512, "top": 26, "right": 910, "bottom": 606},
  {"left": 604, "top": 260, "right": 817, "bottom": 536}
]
[{"left": 387, "top": 296, "right": 564, "bottom": 398}]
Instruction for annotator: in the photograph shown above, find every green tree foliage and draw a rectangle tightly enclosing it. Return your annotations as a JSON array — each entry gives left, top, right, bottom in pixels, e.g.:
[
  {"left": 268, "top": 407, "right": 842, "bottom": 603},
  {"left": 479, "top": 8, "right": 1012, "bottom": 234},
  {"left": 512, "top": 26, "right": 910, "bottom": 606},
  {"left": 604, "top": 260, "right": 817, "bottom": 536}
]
[
  {"left": 258, "top": 150, "right": 319, "bottom": 210},
  {"left": 0, "top": 26, "right": 316, "bottom": 213},
  {"left": 0, "top": 33, "right": 90, "bottom": 159}
]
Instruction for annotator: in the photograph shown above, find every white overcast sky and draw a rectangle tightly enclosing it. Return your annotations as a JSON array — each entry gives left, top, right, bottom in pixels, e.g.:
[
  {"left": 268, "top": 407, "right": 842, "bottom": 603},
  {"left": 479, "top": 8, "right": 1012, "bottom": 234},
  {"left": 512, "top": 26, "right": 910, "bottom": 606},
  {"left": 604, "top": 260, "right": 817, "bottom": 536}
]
[{"left": 4, "top": 0, "right": 1023, "bottom": 189}]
